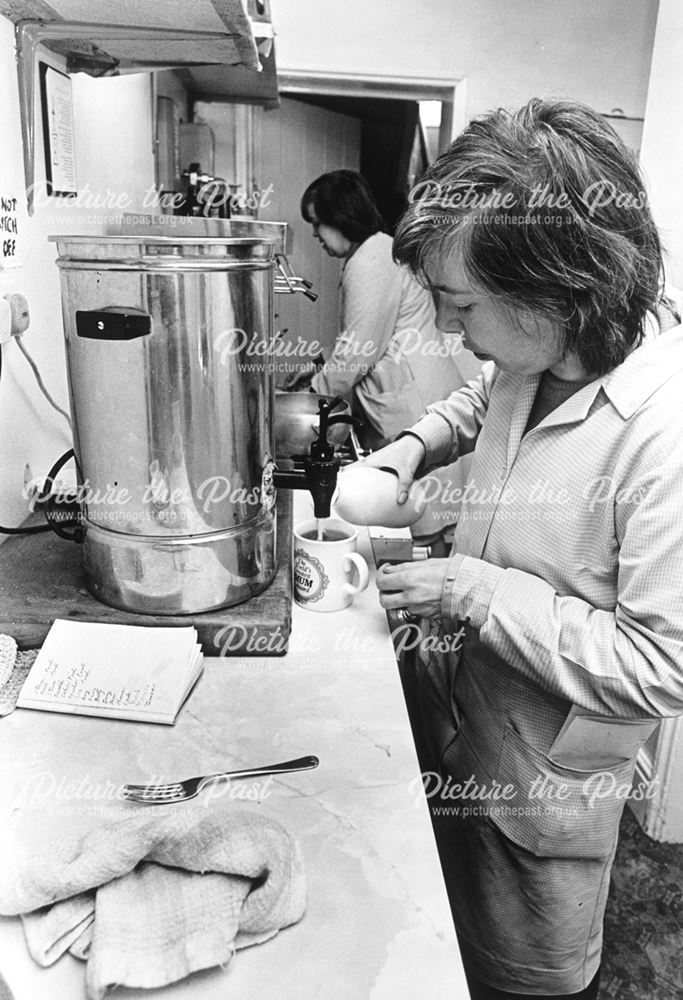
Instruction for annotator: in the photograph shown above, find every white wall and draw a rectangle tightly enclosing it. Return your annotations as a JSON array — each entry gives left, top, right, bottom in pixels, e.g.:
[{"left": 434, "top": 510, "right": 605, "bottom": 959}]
[
  {"left": 253, "top": 98, "right": 361, "bottom": 359},
  {"left": 640, "top": 0, "right": 683, "bottom": 288},
  {"left": 274, "top": 0, "right": 658, "bottom": 121},
  {"left": 0, "top": 14, "right": 155, "bottom": 536}
]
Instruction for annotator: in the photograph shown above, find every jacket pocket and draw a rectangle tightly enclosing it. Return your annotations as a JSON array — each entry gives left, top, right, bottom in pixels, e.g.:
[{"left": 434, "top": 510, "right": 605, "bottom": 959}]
[{"left": 490, "top": 723, "right": 636, "bottom": 860}]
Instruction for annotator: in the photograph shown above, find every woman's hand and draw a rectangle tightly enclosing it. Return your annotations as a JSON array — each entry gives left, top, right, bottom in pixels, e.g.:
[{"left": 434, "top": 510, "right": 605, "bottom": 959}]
[
  {"left": 282, "top": 362, "right": 317, "bottom": 391},
  {"left": 362, "top": 434, "right": 426, "bottom": 503},
  {"left": 376, "top": 559, "right": 449, "bottom": 618}
]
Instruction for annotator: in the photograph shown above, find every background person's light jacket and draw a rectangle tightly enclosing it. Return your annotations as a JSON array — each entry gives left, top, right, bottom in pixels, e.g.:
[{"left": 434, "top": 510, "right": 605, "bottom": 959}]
[{"left": 311, "top": 232, "right": 480, "bottom": 450}]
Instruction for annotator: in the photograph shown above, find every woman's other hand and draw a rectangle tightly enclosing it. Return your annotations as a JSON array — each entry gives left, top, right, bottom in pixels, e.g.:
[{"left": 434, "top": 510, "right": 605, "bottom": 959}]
[
  {"left": 376, "top": 559, "right": 449, "bottom": 618},
  {"left": 282, "top": 362, "right": 317, "bottom": 391},
  {"left": 362, "top": 434, "right": 426, "bottom": 503}
]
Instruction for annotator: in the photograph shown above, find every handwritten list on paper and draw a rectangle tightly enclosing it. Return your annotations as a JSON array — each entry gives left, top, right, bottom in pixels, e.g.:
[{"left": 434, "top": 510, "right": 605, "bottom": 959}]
[
  {"left": 17, "top": 620, "right": 203, "bottom": 725},
  {"left": 34, "top": 659, "right": 156, "bottom": 711}
]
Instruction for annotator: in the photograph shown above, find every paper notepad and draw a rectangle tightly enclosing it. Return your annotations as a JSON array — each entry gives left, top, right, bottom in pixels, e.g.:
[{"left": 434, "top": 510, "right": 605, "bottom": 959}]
[
  {"left": 549, "top": 706, "right": 658, "bottom": 769},
  {"left": 17, "top": 620, "right": 203, "bottom": 725}
]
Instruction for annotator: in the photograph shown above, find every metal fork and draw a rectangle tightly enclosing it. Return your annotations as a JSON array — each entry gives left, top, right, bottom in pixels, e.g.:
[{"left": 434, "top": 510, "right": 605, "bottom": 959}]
[{"left": 121, "top": 754, "right": 319, "bottom": 804}]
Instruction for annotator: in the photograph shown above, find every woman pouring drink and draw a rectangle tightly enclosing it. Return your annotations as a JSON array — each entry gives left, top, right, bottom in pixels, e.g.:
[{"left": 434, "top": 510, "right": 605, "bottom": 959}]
[{"left": 368, "top": 98, "right": 683, "bottom": 999}]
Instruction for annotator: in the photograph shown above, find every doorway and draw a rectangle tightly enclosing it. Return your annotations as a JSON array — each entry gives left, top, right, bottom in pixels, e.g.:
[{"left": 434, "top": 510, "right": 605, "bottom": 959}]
[
  {"left": 282, "top": 92, "right": 426, "bottom": 233},
  {"left": 279, "top": 69, "right": 464, "bottom": 232}
]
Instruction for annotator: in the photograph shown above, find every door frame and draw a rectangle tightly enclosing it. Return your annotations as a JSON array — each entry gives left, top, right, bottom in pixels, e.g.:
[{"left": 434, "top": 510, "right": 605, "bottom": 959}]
[{"left": 276, "top": 68, "right": 467, "bottom": 154}]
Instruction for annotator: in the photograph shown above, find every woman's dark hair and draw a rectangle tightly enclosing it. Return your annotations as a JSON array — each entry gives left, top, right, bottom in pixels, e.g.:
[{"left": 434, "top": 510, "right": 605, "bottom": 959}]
[
  {"left": 301, "top": 170, "right": 385, "bottom": 243},
  {"left": 393, "top": 98, "right": 664, "bottom": 375}
]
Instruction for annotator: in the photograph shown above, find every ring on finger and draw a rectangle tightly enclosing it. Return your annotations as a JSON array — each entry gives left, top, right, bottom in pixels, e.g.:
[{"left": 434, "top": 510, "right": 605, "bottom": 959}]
[{"left": 396, "top": 608, "right": 419, "bottom": 623}]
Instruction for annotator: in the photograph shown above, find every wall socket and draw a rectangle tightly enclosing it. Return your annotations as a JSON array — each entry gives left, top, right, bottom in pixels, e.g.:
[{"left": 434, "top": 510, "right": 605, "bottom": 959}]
[
  {"left": 0, "top": 293, "right": 29, "bottom": 343},
  {"left": 5, "top": 293, "right": 29, "bottom": 337}
]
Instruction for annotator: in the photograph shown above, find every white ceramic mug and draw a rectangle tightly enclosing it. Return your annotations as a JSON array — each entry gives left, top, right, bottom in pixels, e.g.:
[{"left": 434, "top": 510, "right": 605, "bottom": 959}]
[{"left": 293, "top": 518, "right": 369, "bottom": 612}]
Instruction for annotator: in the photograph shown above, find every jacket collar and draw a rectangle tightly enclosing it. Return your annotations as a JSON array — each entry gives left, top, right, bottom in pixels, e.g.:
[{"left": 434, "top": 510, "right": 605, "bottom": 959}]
[
  {"left": 599, "top": 323, "right": 683, "bottom": 419},
  {"left": 501, "top": 322, "right": 683, "bottom": 431}
]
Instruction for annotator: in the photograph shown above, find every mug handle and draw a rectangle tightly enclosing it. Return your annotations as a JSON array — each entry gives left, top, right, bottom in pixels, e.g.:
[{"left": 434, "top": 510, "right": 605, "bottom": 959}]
[{"left": 342, "top": 552, "right": 369, "bottom": 596}]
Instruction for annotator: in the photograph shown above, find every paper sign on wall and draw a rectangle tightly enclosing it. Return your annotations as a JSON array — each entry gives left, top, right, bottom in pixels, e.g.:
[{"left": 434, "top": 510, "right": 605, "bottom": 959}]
[
  {"left": 0, "top": 194, "right": 20, "bottom": 268},
  {"left": 39, "top": 63, "right": 77, "bottom": 197}
]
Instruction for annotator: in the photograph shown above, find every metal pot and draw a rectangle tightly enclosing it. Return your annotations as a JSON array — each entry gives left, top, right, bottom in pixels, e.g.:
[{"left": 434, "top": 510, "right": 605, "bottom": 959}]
[
  {"left": 274, "top": 392, "right": 351, "bottom": 459},
  {"left": 50, "top": 233, "right": 278, "bottom": 615}
]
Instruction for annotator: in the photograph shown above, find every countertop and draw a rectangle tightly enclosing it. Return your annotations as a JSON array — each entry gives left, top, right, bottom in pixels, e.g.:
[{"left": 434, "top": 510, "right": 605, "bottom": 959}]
[{"left": 0, "top": 494, "right": 467, "bottom": 1000}]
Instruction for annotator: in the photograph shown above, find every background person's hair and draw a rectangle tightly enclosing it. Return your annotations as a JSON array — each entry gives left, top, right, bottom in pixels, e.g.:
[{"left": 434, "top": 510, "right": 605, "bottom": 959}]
[
  {"left": 393, "top": 98, "right": 664, "bottom": 375},
  {"left": 301, "top": 170, "right": 385, "bottom": 244}
]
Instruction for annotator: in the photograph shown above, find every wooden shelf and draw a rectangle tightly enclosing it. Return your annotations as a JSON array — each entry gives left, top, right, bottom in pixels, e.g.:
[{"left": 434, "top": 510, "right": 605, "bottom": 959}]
[{"left": 0, "top": 493, "right": 292, "bottom": 657}]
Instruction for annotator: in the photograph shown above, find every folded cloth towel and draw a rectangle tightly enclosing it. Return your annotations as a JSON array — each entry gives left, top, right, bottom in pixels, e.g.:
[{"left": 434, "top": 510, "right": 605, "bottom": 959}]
[
  {"left": 0, "top": 645, "right": 38, "bottom": 718},
  {"left": 22, "top": 893, "right": 95, "bottom": 964},
  {"left": 0, "top": 807, "right": 306, "bottom": 999},
  {"left": 0, "top": 635, "right": 17, "bottom": 688}
]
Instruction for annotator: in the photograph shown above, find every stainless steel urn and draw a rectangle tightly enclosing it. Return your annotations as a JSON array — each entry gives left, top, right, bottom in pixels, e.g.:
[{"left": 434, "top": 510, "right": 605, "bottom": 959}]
[{"left": 50, "top": 233, "right": 278, "bottom": 615}]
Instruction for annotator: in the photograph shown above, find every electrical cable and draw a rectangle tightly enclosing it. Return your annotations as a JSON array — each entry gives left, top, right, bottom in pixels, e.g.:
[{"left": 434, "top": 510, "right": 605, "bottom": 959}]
[
  {"left": 0, "top": 342, "right": 54, "bottom": 534},
  {"left": 0, "top": 338, "right": 77, "bottom": 536},
  {"left": 38, "top": 448, "right": 84, "bottom": 542},
  {"left": 0, "top": 521, "right": 51, "bottom": 535},
  {"left": 14, "top": 336, "right": 72, "bottom": 429}
]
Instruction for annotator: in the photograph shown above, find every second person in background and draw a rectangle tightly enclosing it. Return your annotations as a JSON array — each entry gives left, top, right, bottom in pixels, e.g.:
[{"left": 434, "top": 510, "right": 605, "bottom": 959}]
[{"left": 287, "top": 169, "right": 479, "bottom": 452}]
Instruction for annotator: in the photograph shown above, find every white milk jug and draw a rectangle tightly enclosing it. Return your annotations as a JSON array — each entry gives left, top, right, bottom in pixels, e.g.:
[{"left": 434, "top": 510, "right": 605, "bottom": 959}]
[{"left": 332, "top": 463, "right": 431, "bottom": 528}]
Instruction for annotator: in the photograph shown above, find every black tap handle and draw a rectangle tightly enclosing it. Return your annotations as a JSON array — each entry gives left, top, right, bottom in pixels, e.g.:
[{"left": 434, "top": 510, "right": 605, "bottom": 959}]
[
  {"left": 310, "top": 398, "right": 336, "bottom": 463},
  {"left": 272, "top": 397, "right": 344, "bottom": 517}
]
